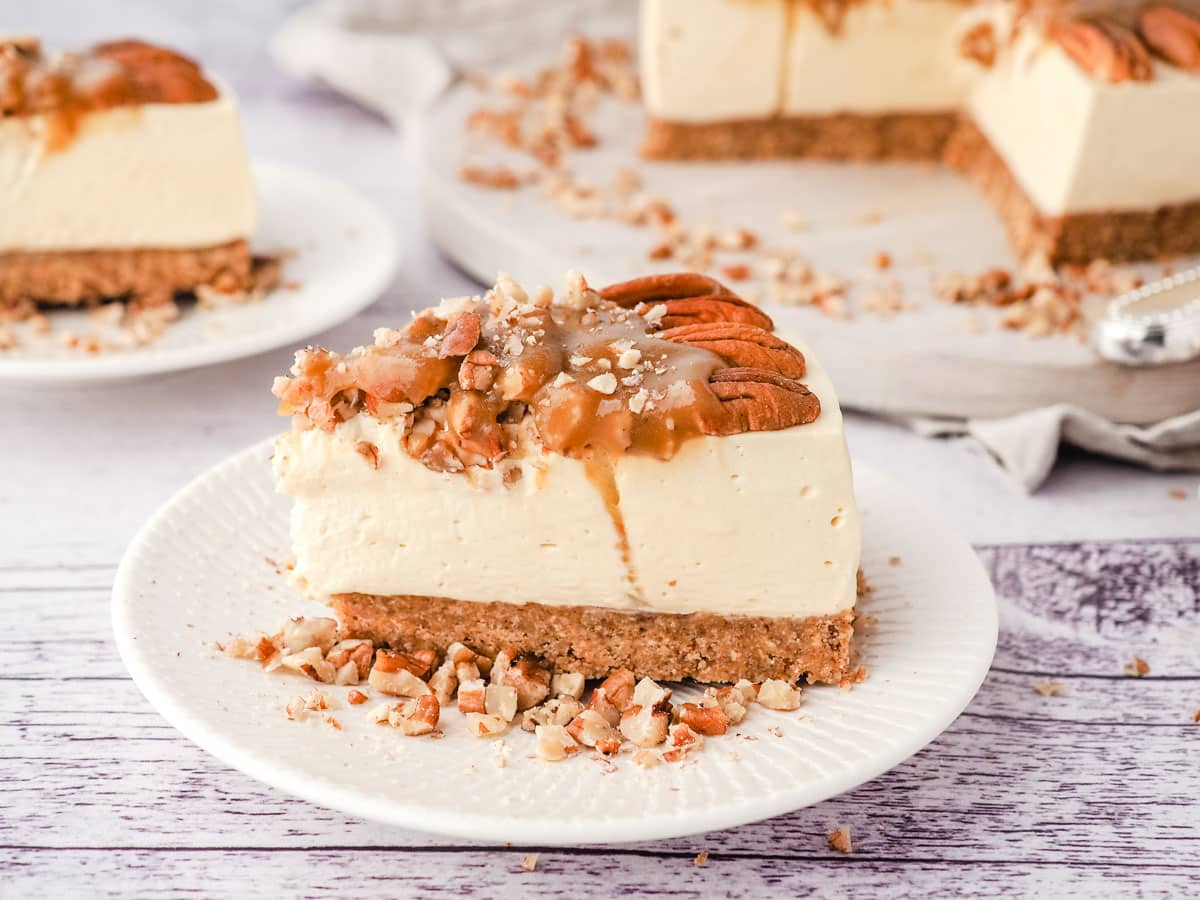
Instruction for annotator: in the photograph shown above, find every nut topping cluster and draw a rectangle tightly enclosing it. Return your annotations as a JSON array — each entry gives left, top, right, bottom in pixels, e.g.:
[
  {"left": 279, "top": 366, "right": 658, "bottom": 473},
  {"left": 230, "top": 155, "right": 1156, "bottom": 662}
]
[
  {"left": 219, "top": 617, "right": 809, "bottom": 765},
  {"left": 1, "top": 38, "right": 217, "bottom": 123},
  {"left": 273, "top": 272, "right": 820, "bottom": 473}
]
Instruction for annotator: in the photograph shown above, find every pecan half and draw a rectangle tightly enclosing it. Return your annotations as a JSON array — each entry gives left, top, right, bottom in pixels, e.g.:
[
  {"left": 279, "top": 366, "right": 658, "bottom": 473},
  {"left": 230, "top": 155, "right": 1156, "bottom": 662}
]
[
  {"left": 704, "top": 368, "right": 821, "bottom": 434},
  {"left": 659, "top": 323, "right": 806, "bottom": 378},
  {"left": 438, "top": 311, "right": 482, "bottom": 358},
  {"left": 599, "top": 273, "right": 774, "bottom": 331},
  {"left": 1054, "top": 19, "right": 1153, "bottom": 83},
  {"left": 1139, "top": 5, "right": 1200, "bottom": 71}
]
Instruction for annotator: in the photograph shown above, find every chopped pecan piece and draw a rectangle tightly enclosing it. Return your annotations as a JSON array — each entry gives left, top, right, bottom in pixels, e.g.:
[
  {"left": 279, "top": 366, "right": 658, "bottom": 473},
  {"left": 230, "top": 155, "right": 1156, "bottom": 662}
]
[
  {"left": 596, "top": 668, "right": 636, "bottom": 711},
  {"left": 280, "top": 616, "right": 338, "bottom": 654},
  {"left": 428, "top": 660, "right": 458, "bottom": 705},
  {"left": 757, "top": 679, "right": 803, "bottom": 711},
  {"left": 959, "top": 21, "right": 997, "bottom": 67},
  {"left": 485, "top": 683, "right": 520, "bottom": 722},
  {"left": 705, "top": 686, "right": 748, "bottom": 725},
  {"left": 535, "top": 724, "right": 580, "bottom": 761},
  {"left": 280, "top": 647, "right": 336, "bottom": 684},
  {"left": 368, "top": 658, "right": 432, "bottom": 698},
  {"left": 566, "top": 709, "right": 624, "bottom": 755},
  {"left": 326, "top": 639, "right": 374, "bottom": 681},
  {"left": 632, "top": 677, "right": 672, "bottom": 709},
  {"left": 522, "top": 696, "right": 584, "bottom": 732},
  {"left": 550, "top": 672, "right": 586, "bottom": 700},
  {"left": 678, "top": 702, "right": 729, "bottom": 736},
  {"left": 458, "top": 349, "right": 500, "bottom": 391},
  {"left": 497, "top": 653, "right": 552, "bottom": 710},
  {"left": 586, "top": 686, "right": 623, "bottom": 727},
  {"left": 465, "top": 712, "right": 510, "bottom": 738},
  {"left": 373, "top": 648, "right": 435, "bottom": 679},
  {"left": 388, "top": 695, "right": 440, "bottom": 735},
  {"left": 458, "top": 678, "right": 487, "bottom": 714},
  {"left": 662, "top": 723, "right": 704, "bottom": 763},
  {"left": 438, "top": 311, "right": 482, "bottom": 358},
  {"left": 619, "top": 703, "right": 670, "bottom": 747}
]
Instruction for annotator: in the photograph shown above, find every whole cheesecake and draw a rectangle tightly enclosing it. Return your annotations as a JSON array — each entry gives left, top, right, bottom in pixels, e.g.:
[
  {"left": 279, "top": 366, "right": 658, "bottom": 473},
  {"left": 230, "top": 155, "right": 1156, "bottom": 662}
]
[
  {"left": 0, "top": 38, "right": 257, "bottom": 311},
  {"left": 271, "top": 272, "right": 862, "bottom": 686}
]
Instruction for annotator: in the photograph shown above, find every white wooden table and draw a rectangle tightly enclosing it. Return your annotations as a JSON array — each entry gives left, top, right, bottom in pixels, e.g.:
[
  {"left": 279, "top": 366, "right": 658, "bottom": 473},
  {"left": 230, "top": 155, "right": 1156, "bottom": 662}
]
[{"left": 3, "top": 3, "right": 1199, "bottom": 896}]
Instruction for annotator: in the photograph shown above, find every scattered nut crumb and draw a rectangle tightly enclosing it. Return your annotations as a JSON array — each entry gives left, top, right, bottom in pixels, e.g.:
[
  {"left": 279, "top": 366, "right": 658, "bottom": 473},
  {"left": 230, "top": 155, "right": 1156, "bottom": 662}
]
[
  {"left": 1168, "top": 488, "right": 1188, "bottom": 500},
  {"left": 693, "top": 850, "right": 709, "bottom": 866},
  {"left": 888, "top": 556, "right": 902, "bottom": 567},
  {"left": 1124, "top": 657, "right": 1151, "bottom": 677},
  {"left": 827, "top": 826, "right": 853, "bottom": 854},
  {"left": 521, "top": 853, "right": 539, "bottom": 872},
  {"left": 1032, "top": 681, "right": 1067, "bottom": 697}
]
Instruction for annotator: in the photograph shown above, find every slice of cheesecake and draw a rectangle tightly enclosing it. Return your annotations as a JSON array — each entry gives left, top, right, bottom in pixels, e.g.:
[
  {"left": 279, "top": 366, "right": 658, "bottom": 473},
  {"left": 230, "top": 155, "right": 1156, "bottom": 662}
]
[
  {"left": 946, "top": 4, "right": 1200, "bottom": 263},
  {"left": 0, "top": 38, "right": 257, "bottom": 313},
  {"left": 272, "top": 272, "right": 861, "bottom": 685}
]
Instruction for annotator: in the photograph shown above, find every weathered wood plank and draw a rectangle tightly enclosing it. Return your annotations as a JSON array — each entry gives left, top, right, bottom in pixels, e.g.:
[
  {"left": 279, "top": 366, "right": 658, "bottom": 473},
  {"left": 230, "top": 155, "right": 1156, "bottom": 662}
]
[
  {"left": 2, "top": 541, "right": 1197, "bottom": 872},
  {"left": 2, "top": 848, "right": 1197, "bottom": 899}
]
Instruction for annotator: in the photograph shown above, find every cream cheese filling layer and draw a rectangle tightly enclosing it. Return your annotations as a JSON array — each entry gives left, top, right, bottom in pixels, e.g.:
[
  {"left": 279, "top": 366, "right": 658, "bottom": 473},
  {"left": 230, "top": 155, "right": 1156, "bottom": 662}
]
[
  {"left": 274, "top": 341, "right": 861, "bottom": 619},
  {"left": 640, "top": 0, "right": 790, "bottom": 122},
  {"left": 0, "top": 90, "right": 256, "bottom": 252},
  {"left": 782, "top": 0, "right": 978, "bottom": 115}
]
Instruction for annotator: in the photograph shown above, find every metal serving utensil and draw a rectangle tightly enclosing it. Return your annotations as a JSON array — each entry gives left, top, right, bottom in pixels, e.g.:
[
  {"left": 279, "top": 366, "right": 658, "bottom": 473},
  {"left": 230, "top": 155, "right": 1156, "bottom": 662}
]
[{"left": 1091, "top": 266, "right": 1200, "bottom": 366}]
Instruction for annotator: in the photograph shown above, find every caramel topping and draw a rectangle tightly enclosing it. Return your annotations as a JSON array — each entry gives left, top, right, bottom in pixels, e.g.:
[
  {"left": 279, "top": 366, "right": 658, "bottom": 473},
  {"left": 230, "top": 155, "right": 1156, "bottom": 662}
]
[
  {"left": 273, "top": 272, "right": 821, "bottom": 474},
  {"left": 1, "top": 38, "right": 217, "bottom": 151}
]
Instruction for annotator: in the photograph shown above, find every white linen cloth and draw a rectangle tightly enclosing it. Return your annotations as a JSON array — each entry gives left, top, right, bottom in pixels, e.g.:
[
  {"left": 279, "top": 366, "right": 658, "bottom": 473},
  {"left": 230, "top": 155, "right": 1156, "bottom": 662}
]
[{"left": 271, "top": 0, "right": 1200, "bottom": 491}]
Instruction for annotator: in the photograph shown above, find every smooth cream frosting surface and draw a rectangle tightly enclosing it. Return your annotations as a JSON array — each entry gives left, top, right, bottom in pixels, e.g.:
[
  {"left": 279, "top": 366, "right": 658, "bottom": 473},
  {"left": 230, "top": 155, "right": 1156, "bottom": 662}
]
[
  {"left": 274, "top": 340, "right": 861, "bottom": 619},
  {"left": 0, "top": 91, "right": 256, "bottom": 251}
]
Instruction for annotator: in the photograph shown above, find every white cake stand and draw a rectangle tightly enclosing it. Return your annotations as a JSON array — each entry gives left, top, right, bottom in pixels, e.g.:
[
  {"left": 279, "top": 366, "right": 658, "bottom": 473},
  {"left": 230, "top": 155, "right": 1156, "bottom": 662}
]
[{"left": 419, "top": 81, "right": 1200, "bottom": 424}]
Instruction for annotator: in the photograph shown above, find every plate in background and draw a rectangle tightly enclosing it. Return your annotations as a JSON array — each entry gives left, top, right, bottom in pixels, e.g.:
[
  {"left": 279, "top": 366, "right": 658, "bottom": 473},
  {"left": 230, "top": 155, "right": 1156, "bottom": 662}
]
[{"left": 0, "top": 161, "right": 399, "bottom": 386}]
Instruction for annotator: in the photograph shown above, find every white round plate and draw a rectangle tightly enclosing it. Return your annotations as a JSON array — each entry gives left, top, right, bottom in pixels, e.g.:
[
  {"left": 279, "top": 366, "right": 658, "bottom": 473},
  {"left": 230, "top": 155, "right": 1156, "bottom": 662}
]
[
  {"left": 0, "top": 161, "right": 399, "bottom": 387},
  {"left": 113, "top": 440, "right": 997, "bottom": 845}
]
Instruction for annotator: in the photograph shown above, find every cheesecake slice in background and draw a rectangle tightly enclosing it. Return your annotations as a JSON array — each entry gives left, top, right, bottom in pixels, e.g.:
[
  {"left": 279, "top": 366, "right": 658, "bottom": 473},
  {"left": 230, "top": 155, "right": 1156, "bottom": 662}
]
[
  {"left": 272, "top": 272, "right": 861, "bottom": 685},
  {"left": 0, "top": 38, "right": 257, "bottom": 313}
]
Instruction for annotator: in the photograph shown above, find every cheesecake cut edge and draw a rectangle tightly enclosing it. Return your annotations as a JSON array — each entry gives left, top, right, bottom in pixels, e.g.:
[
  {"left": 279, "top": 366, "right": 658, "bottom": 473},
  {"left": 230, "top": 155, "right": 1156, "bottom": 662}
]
[{"left": 332, "top": 592, "right": 858, "bottom": 686}]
